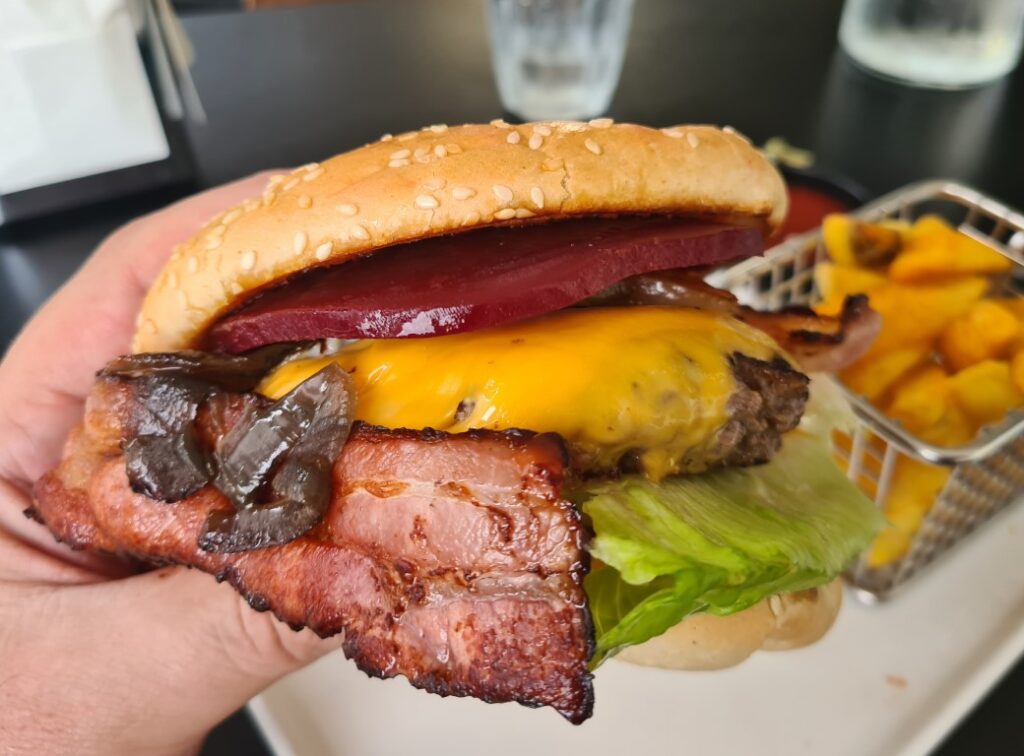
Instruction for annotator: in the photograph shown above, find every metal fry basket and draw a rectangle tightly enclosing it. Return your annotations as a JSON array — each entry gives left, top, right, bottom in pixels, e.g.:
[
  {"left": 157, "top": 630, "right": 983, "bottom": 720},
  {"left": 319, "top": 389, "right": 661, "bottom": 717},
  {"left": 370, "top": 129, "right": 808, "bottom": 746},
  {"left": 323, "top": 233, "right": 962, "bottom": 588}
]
[{"left": 716, "top": 180, "right": 1024, "bottom": 600}]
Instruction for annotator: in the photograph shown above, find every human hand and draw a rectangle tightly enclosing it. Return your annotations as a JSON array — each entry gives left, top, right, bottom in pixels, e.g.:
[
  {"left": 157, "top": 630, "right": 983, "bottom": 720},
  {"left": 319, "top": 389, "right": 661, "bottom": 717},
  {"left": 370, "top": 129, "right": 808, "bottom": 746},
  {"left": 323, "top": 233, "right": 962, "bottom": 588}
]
[{"left": 0, "top": 174, "right": 334, "bottom": 756}]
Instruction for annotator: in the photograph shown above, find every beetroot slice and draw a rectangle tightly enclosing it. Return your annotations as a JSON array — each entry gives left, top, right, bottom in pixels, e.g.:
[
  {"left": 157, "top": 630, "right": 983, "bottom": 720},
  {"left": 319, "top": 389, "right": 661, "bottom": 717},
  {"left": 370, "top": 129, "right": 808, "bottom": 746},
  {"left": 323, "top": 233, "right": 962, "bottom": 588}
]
[{"left": 207, "top": 217, "right": 762, "bottom": 352}]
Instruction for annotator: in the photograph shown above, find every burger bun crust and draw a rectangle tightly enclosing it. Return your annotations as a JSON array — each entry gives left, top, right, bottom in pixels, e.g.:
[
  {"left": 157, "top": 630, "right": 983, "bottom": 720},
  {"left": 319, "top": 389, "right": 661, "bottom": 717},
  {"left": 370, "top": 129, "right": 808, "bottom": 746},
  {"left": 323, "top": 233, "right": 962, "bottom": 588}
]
[{"left": 615, "top": 579, "right": 843, "bottom": 670}]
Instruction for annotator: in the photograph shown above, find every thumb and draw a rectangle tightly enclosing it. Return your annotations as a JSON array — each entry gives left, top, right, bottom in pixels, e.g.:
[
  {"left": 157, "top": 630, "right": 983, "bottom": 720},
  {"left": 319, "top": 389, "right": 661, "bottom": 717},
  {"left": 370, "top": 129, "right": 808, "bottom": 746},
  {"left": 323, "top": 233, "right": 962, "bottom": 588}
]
[{"left": 13, "top": 566, "right": 334, "bottom": 755}]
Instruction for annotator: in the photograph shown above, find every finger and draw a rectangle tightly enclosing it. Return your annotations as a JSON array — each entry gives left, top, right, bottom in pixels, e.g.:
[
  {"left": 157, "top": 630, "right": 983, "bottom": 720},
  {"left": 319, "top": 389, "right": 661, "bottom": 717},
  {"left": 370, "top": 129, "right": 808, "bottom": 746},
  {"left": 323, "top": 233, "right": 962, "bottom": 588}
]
[
  {"left": 0, "top": 480, "right": 136, "bottom": 582},
  {"left": 0, "top": 173, "right": 276, "bottom": 487},
  {"left": 3, "top": 567, "right": 335, "bottom": 754}
]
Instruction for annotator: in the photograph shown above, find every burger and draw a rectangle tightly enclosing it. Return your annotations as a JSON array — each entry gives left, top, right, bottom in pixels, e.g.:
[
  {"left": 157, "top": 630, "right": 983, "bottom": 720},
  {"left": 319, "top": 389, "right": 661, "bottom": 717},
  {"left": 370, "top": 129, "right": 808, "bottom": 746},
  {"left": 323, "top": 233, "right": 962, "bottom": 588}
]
[{"left": 30, "top": 121, "right": 884, "bottom": 724}]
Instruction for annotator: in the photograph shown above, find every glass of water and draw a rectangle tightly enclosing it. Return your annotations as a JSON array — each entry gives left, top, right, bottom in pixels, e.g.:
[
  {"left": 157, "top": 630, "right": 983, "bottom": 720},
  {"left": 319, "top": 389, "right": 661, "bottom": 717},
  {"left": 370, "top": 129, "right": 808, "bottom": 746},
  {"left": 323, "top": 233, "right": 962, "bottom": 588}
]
[
  {"left": 839, "top": 0, "right": 1024, "bottom": 89},
  {"left": 487, "top": 0, "right": 635, "bottom": 121}
]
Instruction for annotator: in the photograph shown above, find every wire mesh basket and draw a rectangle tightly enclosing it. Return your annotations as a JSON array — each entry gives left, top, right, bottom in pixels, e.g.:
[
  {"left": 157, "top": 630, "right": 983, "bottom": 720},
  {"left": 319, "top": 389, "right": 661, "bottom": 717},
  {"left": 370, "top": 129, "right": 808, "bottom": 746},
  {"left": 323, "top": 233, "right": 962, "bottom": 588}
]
[{"left": 716, "top": 180, "right": 1024, "bottom": 600}]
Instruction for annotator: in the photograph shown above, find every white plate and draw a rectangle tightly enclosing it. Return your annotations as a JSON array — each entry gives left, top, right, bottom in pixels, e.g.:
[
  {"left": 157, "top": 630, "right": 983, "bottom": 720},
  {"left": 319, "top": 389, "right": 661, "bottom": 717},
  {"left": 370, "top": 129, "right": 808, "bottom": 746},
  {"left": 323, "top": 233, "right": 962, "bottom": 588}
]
[{"left": 251, "top": 498, "right": 1024, "bottom": 756}]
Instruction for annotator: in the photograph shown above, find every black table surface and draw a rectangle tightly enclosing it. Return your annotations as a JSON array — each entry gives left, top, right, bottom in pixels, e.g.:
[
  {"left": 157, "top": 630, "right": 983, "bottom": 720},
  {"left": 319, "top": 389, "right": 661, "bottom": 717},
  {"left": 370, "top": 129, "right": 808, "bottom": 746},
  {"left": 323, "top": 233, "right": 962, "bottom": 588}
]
[{"left": 2, "top": 1, "right": 1022, "bottom": 754}]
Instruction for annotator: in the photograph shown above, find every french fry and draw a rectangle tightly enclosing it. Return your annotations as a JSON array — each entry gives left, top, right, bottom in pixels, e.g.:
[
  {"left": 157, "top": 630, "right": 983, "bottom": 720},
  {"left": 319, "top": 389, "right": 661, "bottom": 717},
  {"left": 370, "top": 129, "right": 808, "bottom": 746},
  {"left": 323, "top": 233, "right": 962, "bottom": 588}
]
[
  {"left": 1012, "top": 350, "right": 1024, "bottom": 395},
  {"left": 889, "top": 215, "right": 1012, "bottom": 282},
  {"left": 867, "top": 458, "right": 951, "bottom": 567},
  {"left": 822, "top": 214, "right": 858, "bottom": 267},
  {"left": 840, "top": 343, "right": 932, "bottom": 403},
  {"left": 948, "top": 359, "right": 1024, "bottom": 425},
  {"left": 813, "top": 262, "right": 888, "bottom": 316},
  {"left": 995, "top": 298, "right": 1024, "bottom": 322},
  {"left": 865, "top": 276, "right": 988, "bottom": 354},
  {"left": 867, "top": 528, "right": 912, "bottom": 568},
  {"left": 938, "top": 300, "right": 1020, "bottom": 371},
  {"left": 916, "top": 400, "right": 977, "bottom": 447},
  {"left": 819, "top": 211, "right": 1021, "bottom": 568},
  {"left": 822, "top": 215, "right": 908, "bottom": 268},
  {"left": 886, "top": 364, "right": 950, "bottom": 435}
]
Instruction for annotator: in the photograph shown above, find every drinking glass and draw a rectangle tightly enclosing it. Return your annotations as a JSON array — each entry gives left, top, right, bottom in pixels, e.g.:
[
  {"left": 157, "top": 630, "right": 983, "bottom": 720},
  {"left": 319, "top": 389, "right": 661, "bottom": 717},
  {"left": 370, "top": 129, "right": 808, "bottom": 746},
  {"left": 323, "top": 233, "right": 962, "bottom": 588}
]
[
  {"left": 839, "top": 0, "right": 1024, "bottom": 89},
  {"left": 487, "top": 0, "right": 634, "bottom": 121}
]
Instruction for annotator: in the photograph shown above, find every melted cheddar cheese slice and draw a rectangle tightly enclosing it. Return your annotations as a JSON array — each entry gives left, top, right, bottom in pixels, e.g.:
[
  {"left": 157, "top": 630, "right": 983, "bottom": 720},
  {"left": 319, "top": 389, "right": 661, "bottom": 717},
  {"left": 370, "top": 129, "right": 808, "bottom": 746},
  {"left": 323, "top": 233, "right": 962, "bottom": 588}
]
[{"left": 259, "top": 307, "right": 783, "bottom": 479}]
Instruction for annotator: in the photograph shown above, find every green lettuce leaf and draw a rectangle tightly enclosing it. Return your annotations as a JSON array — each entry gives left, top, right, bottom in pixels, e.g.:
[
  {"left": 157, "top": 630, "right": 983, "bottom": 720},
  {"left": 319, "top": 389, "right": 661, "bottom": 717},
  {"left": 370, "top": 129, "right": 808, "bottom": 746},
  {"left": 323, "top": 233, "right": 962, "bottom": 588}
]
[{"left": 581, "top": 432, "right": 884, "bottom": 666}]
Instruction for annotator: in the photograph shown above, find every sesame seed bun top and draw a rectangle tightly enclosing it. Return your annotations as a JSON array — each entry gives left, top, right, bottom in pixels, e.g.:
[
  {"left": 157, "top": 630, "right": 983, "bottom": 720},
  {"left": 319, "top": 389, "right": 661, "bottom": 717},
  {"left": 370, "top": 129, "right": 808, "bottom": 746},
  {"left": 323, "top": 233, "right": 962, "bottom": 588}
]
[{"left": 133, "top": 121, "right": 787, "bottom": 353}]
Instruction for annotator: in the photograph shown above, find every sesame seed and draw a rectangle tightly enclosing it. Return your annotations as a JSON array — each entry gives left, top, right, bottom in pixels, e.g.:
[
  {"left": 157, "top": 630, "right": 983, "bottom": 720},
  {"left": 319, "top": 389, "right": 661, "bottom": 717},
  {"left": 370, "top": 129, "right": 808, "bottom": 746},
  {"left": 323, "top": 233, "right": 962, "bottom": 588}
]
[
  {"left": 558, "top": 122, "right": 587, "bottom": 133},
  {"left": 390, "top": 149, "right": 411, "bottom": 160},
  {"left": 303, "top": 168, "right": 324, "bottom": 181},
  {"left": 397, "top": 131, "right": 418, "bottom": 141},
  {"left": 297, "top": 195, "right": 312, "bottom": 209},
  {"left": 724, "top": 126, "right": 750, "bottom": 143},
  {"left": 230, "top": 282, "right": 244, "bottom": 296},
  {"left": 530, "top": 186, "right": 544, "bottom": 208},
  {"left": 350, "top": 224, "right": 370, "bottom": 241},
  {"left": 446, "top": 143, "right": 463, "bottom": 154},
  {"left": 380, "top": 133, "right": 393, "bottom": 141},
  {"left": 389, "top": 158, "right": 411, "bottom": 168},
  {"left": 205, "top": 236, "right": 222, "bottom": 250},
  {"left": 144, "top": 319, "right": 157, "bottom": 335},
  {"left": 413, "top": 147, "right": 430, "bottom": 162},
  {"left": 490, "top": 118, "right": 510, "bottom": 128},
  {"left": 176, "top": 290, "right": 188, "bottom": 308},
  {"left": 167, "top": 272, "right": 179, "bottom": 289},
  {"left": 588, "top": 117, "right": 613, "bottom": 128},
  {"left": 452, "top": 186, "right": 476, "bottom": 200},
  {"left": 533, "top": 124, "right": 552, "bottom": 136},
  {"left": 243, "top": 199, "right": 260, "bottom": 212},
  {"left": 584, "top": 138, "right": 602, "bottom": 155},
  {"left": 492, "top": 184, "right": 514, "bottom": 203},
  {"left": 429, "top": 124, "right": 448, "bottom": 133},
  {"left": 268, "top": 174, "right": 287, "bottom": 186},
  {"left": 462, "top": 211, "right": 481, "bottom": 226},
  {"left": 662, "top": 128, "right": 683, "bottom": 138},
  {"left": 768, "top": 595, "right": 782, "bottom": 617},
  {"left": 209, "top": 224, "right": 226, "bottom": 237},
  {"left": 293, "top": 231, "right": 308, "bottom": 254},
  {"left": 300, "top": 162, "right": 319, "bottom": 172},
  {"left": 415, "top": 194, "right": 439, "bottom": 209},
  {"left": 240, "top": 249, "right": 257, "bottom": 271},
  {"left": 433, "top": 144, "right": 448, "bottom": 158},
  {"left": 261, "top": 194, "right": 275, "bottom": 208},
  {"left": 337, "top": 203, "right": 359, "bottom": 216},
  {"left": 222, "top": 208, "right": 243, "bottom": 224},
  {"left": 515, "top": 208, "right": 534, "bottom": 218},
  {"left": 283, "top": 177, "right": 300, "bottom": 192},
  {"left": 528, "top": 133, "right": 544, "bottom": 150},
  {"left": 423, "top": 177, "right": 446, "bottom": 190},
  {"left": 495, "top": 208, "right": 517, "bottom": 220},
  {"left": 686, "top": 132, "right": 701, "bottom": 148},
  {"left": 507, "top": 131, "right": 521, "bottom": 145},
  {"left": 186, "top": 256, "right": 199, "bottom": 274},
  {"left": 315, "top": 242, "right": 333, "bottom": 261}
]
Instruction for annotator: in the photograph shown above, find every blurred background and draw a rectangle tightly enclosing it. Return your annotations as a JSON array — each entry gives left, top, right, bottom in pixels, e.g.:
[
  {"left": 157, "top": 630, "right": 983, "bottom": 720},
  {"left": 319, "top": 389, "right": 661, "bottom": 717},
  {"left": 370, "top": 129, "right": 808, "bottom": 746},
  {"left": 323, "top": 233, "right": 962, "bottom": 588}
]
[{"left": 1, "top": 1, "right": 1022, "bottom": 754}]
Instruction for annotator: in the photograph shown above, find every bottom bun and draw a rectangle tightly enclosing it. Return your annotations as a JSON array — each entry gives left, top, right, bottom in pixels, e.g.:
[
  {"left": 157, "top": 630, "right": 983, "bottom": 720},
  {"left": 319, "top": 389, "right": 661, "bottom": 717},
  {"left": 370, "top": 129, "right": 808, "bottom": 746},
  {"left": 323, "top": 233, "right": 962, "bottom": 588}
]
[
  {"left": 615, "top": 579, "right": 843, "bottom": 671},
  {"left": 762, "top": 579, "right": 843, "bottom": 651}
]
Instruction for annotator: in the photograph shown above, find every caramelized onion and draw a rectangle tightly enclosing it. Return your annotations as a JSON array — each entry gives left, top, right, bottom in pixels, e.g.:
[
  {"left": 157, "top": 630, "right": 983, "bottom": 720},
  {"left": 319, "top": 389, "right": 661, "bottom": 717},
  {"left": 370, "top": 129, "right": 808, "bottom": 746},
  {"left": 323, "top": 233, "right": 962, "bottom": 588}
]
[
  {"left": 101, "top": 343, "right": 306, "bottom": 392},
  {"left": 200, "top": 364, "right": 354, "bottom": 553},
  {"left": 125, "top": 430, "right": 211, "bottom": 502},
  {"left": 199, "top": 455, "right": 332, "bottom": 553},
  {"left": 105, "top": 346, "right": 353, "bottom": 552},
  {"left": 121, "top": 377, "right": 210, "bottom": 498}
]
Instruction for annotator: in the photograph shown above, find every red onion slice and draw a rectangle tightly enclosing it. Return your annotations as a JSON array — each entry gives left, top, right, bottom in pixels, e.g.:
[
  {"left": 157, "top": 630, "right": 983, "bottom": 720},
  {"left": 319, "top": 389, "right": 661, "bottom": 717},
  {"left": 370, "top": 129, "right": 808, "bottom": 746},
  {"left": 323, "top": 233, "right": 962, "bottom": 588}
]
[{"left": 206, "top": 217, "right": 761, "bottom": 352}]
